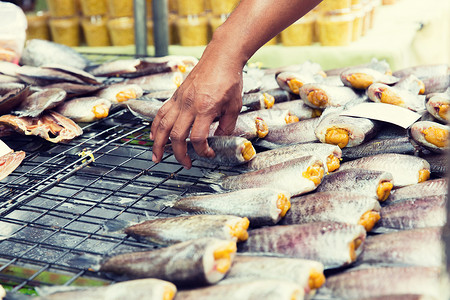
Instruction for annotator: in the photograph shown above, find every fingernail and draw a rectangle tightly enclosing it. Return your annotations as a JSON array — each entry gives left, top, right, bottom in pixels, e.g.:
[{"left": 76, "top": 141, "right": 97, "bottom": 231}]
[
  {"left": 149, "top": 132, "right": 153, "bottom": 140},
  {"left": 152, "top": 153, "right": 157, "bottom": 163}
]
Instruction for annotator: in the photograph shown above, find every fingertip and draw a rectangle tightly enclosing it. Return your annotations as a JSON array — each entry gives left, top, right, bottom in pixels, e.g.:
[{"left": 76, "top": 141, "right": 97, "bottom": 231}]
[
  {"left": 181, "top": 155, "right": 192, "bottom": 169},
  {"left": 149, "top": 131, "right": 153, "bottom": 140}
]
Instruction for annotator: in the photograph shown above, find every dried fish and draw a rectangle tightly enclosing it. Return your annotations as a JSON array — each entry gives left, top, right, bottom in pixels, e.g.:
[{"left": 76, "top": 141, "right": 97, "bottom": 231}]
[
  {"left": 341, "top": 67, "right": 399, "bottom": 90},
  {"left": 392, "top": 64, "right": 449, "bottom": 80},
  {"left": 184, "top": 136, "right": 256, "bottom": 167},
  {"left": 254, "top": 117, "right": 320, "bottom": 149},
  {"left": 88, "top": 58, "right": 172, "bottom": 78},
  {"left": 281, "top": 191, "right": 381, "bottom": 231},
  {"left": 300, "top": 83, "right": 361, "bottom": 109},
  {"left": 341, "top": 136, "right": 417, "bottom": 161},
  {"left": 356, "top": 227, "right": 443, "bottom": 267},
  {"left": 358, "top": 295, "right": 440, "bottom": 300},
  {"left": 423, "top": 153, "right": 448, "bottom": 178},
  {"left": 240, "top": 109, "right": 300, "bottom": 128},
  {"left": 41, "top": 63, "right": 101, "bottom": 85},
  {"left": 270, "top": 99, "right": 320, "bottom": 120},
  {"left": 243, "top": 142, "right": 341, "bottom": 173},
  {"left": 386, "top": 178, "right": 447, "bottom": 203},
  {"left": 409, "top": 121, "right": 449, "bottom": 152},
  {"left": 0, "top": 150, "right": 25, "bottom": 181},
  {"left": 96, "top": 83, "right": 144, "bottom": 104},
  {"left": 125, "top": 71, "right": 183, "bottom": 92},
  {"left": 42, "top": 82, "right": 104, "bottom": 98},
  {"left": 320, "top": 266, "right": 441, "bottom": 299},
  {"left": 374, "top": 195, "right": 446, "bottom": 232},
  {"left": 0, "top": 110, "right": 83, "bottom": 143},
  {"left": 160, "top": 188, "right": 291, "bottom": 226},
  {"left": 223, "top": 255, "right": 325, "bottom": 294},
  {"left": 0, "top": 83, "right": 30, "bottom": 114},
  {"left": 276, "top": 71, "right": 325, "bottom": 94},
  {"left": 367, "top": 83, "right": 426, "bottom": 112},
  {"left": 422, "top": 74, "right": 450, "bottom": 94},
  {"left": 55, "top": 97, "right": 112, "bottom": 123},
  {"left": 119, "top": 98, "right": 163, "bottom": 121},
  {"left": 204, "top": 155, "right": 324, "bottom": 196},
  {"left": 105, "top": 214, "right": 249, "bottom": 245},
  {"left": 145, "top": 89, "right": 176, "bottom": 101},
  {"left": 242, "top": 92, "right": 275, "bottom": 110},
  {"left": 264, "top": 88, "right": 297, "bottom": 103},
  {"left": 339, "top": 153, "right": 431, "bottom": 187},
  {"left": 238, "top": 222, "right": 366, "bottom": 269},
  {"left": 12, "top": 88, "right": 66, "bottom": 117},
  {"left": 19, "top": 39, "right": 90, "bottom": 69},
  {"left": 17, "top": 65, "right": 87, "bottom": 86},
  {"left": 426, "top": 89, "right": 450, "bottom": 123},
  {"left": 209, "top": 114, "right": 269, "bottom": 140},
  {"left": 0, "top": 74, "right": 22, "bottom": 83},
  {"left": 99, "top": 237, "right": 237, "bottom": 286},
  {"left": 0, "top": 61, "right": 21, "bottom": 77},
  {"left": 33, "top": 278, "right": 177, "bottom": 300},
  {"left": 315, "top": 114, "right": 379, "bottom": 148},
  {"left": 316, "top": 168, "right": 394, "bottom": 202},
  {"left": 176, "top": 279, "right": 304, "bottom": 300},
  {"left": 394, "top": 74, "right": 425, "bottom": 95}
]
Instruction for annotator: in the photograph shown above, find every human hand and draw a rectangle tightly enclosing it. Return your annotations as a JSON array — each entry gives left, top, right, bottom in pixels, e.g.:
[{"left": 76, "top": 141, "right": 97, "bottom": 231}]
[{"left": 150, "top": 49, "right": 244, "bottom": 169}]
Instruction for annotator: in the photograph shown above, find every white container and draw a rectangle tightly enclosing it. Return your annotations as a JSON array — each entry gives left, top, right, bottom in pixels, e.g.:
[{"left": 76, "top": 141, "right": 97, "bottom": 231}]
[{"left": 0, "top": 2, "right": 27, "bottom": 63}]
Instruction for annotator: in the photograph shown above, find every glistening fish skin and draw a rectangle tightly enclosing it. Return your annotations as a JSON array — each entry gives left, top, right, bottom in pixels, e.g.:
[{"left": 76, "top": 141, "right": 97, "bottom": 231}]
[
  {"left": 422, "top": 153, "right": 448, "bottom": 178},
  {"left": 122, "top": 214, "right": 249, "bottom": 245},
  {"left": 356, "top": 227, "right": 443, "bottom": 267},
  {"left": 386, "top": 178, "right": 447, "bottom": 203},
  {"left": 0, "top": 151, "right": 25, "bottom": 181},
  {"left": 270, "top": 100, "right": 318, "bottom": 120},
  {"left": 99, "top": 237, "right": 236, "bottom": 287},
  {"left": 299, "top": 83, "right": 361, "bottom": 109},
  {"left": 13, "top": 88, "right": 67, "bottom": 117},
  {"left": 367, "top": 83, "right": 426, "bottom": 112},
  {"left": 165, "top": 188, "right": 291, "bottom": 226},
  {"left": 321, "top": 266, "right": 441, "bottom": 299},
  {"left": 204, "top": 155, "right": 324, "bottom": 197},
  {"left": 373, "top": 195, "right": 446, "bottom": 232},
  {"left": 392, "top": 64, "right": 449, "bottom": 80},
  {"left": 175, "top": 279, "right": 304, "bottom": 300},
  {"left": 339, "top": 153, "right": 431, "bottom": 187},
  {"left": 119, "top": 98, "right": 163, "bottom": 121},
  {"left": 426, "top": 89, "right": 450, "bottom": 123},
  {"left": 281, "top": 191, "right": 381, "bottom": 231},
  {"left": 315, "top": 168, "right": 393, "bottom": 201},
  {"left": 341, "top": 137, "right": 418, "bottom": 161},
  {"left": 340, "top": 67, "right": 399, "bottom": 90},
  {"left": 55, "top": 97, "right": 112, "bottom": 123},
  {"left": 238, "top": 222, "right": 366, "bottom": 269},
  {"left": 409, "top": 121, "right": 449, "bottom": 152},
  {"left": 33, "top": 278, "right": 177, "bottom": 300}
]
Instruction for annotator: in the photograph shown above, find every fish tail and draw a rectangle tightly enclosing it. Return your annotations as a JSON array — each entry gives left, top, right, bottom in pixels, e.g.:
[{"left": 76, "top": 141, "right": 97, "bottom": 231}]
[
  {"left": 200, "top": 171, "right": 228, "bottom": 193},
  {"left": 148, "top": 194, "right": 182, "bottom": 208},
  {"left": 68, "top": 253, "right": 102, "bottom": 272},
  {"left": 4, "top": 292, "right": 33, "bottom": 300},
  {"left": 102, "top": 219, "right": 132, "bottom": 233}
]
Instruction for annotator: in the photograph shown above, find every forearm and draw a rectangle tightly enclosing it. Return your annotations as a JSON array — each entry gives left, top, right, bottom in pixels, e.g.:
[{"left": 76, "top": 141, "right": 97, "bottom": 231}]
[{"left": 203, "top": 0, "right": 323, "bottom": 68}]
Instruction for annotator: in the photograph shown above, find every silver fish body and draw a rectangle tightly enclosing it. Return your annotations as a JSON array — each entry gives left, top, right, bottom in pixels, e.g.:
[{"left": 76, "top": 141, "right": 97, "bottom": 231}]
[
  {"left": 17, "top": 65, "right": 87, "bottom": 86},
  {"left": 422, "top": 74, "right": 450, "bottom": 95},
  {"left": 42, "top": 82, "right": 104, "bottom": 98},
  {"left": 175, "top": 279, "right": 304, "bottom": 300},
  {"left": 13, "top": 88, "right": 66, "bottom": 117},
  {"left": 270, "top": 99, "right": 318, "bottom": 120},
  {"left": 281, "top": 191, "right": 381, "bottom": 232},
  {"left": 315, "top": 168, "right": 394, "bottom": 202},
  {"left": 168, "top": 188, "right": 291, "bottom": 226},
  {"left": 409, "top": 121, "right": 449, "bottom": 152},
  {"left": 340, "top": 67, "right": 399, "bottom": 90},
  {"left": 426, "top": 89, "right": 450, "bottom": 123},
  {"left": 356, "top": 227, "right": 443, "bottom": 267},
  {"left": 374, "top": 195, "right": 446, "bottom": 232},
  {"left": 96, "top": 83, "right": 144, "bottom": 104},
  {"left": 120, "top": 98, "right": 163, "bottom": 121},
  {"left": 0, "top": 83, "right": 31, "bottom": 114},
  {"left": 41, "top": 63, "right": 101, "bottom": 85},
  {"left": 339, "top": 153, "right": 431, "bottom": 187},
  {"left": 367, "top": 83, "right": 426, "bottom": 112},
  {"left": 315, "top": 114, "right": 379, "bottom": 148},
  {"left": 55, "top": 97, "right": 112, "bottom": 123},
  {"left": 209, "top": 113, "right": 268, "bottom": 140},
  {"left": 244, "top": 142, "right": 341, "bottom": 173},
  {"left": 205, "top": 155, "right": 324, "bottom": 196},
  {"left": 238, "top": 222, "right": 366, "bottom": 269},
  {"left": 394, "top": 74, "right": 425, "bottom": 95},
  {"left": 392, "top": 64, "right": 449, "bottom": 80},
  {"left": 276, "top": 71, "right": 325, "bottom": 95},
  {"left": 125, "top": 71, "right": 183, "bottom": 92},
  {"left": 321, "top": 266, "right": 441, "bottom": 299},
  {"left": 423, "top": 153, "right": 448, "bottom": 178},
  {"left": 386, "top": 178, "right": 447, "bottom": 203},
  {"left": 0, "top": 151, "right": 25, "bottom": 181},
  {"left": 99, "top": 237, "right": 237, "bottom": 286},
  {"left": 300, "top": 83, "right": 361, "bottom": 109}
]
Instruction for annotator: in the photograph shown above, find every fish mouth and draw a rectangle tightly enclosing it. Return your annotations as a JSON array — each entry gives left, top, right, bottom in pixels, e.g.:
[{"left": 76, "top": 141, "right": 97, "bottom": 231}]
[
  {"left": 262, "top": 92, "right": 275, "bottom": 109},
  {"left": 325, "top": 128, "right": 350, "bottom": 148},
  {"left": 422, "top": 126, "right": 449, "bottom": 148},
  {"left": 255, "top": 117, "right": 269, "bottom": 138},
  {"left": 241, "top": 141, "right": 256, "bottom": 161},
  {"left": 378, "top": 87, "right": 404, "bottom": 106},
  {"left": 285, "top": 113, "right": 299, "bottom": 124},
  {"left": 418, "top": 168, "right": 431, "bottom": 183},
  {"left": 302, "top": 162, "right": 325, "bottom": 186},
  {"left": 326, "top": 154, "right": 340, "bottom": 172},
  {"left": 437, "top": 104, "right": 449, "bottom": 120},
  {"left": 308, "top": 268, "right": 326, "bottom": 292},
  {"left": 287, "top": 78, "right": 303, "bottom": 94},
  {"left": 349, "top": 236, "right": 364, "bottom": 262},
  {"left": 376, "top": 180, "right": 393, "bottom": 202},
  {"left": 346, "top": 73, "right": 374, "bottom": 89},
  {"left": 307, "top": 89, "right": 328, "bottom": 108},
  {"left": 227, "top": 217, "right": 250, "bottom": 242},
  {"left": 277, "top": 193, "right": 291, "bottom": 218},
  {"left": 358, "top": 210, "right": 381, "bottom": 231}
]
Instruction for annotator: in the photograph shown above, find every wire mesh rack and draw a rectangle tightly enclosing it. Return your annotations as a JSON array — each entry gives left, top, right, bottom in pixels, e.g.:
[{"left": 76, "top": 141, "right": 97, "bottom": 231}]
[{"left": 0, "top": 53, "right": 239, "bottom": 293}]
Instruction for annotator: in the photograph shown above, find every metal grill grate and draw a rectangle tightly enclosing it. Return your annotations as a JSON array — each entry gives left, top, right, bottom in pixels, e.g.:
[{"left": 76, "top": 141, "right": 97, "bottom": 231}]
[{"left": 0, "top": 56, "right": 239, "bottom": 293}]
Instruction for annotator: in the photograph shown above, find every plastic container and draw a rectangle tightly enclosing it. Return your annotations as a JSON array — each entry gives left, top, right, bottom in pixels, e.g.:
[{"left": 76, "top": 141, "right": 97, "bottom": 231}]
[
  {"left": 176, "top": 0, "right": 205, "bottom": 16},
  {"left": 80, "top": 0, "right": 107, "bottom": 16},
  {"left": 107, "top": 17, "right": 134, "bottom": 46},
  {"left": 81, "top": 15, "right": 110, "bottom": 46},
  {"left": 49, "top": 16, "right": 80, "bottom": 47},
  {"left": 281, "top": 13, "right": 316, "bottom": 46},
  {"left": 107, "top": 0, "right": 133, "bottom": 18},
  {"left": 316, "top": 11, "right": 354, "bottom": 46},
  {"left": 168, "top": 0, "right": 178, "bottom": 13},
  {"left": 46, "top": 0, "right": 78, "bottom": 17},
  {"left": 26, "top": 11, "right": 51, "bottom": 41},
  {"left": 0, "top": 2, "right": 27, "bottom": 63},
  {"left": 177, "top": 15, "right": 208, "bottom": 46},
  {"left": 316, "top": 0, "right": 351, "bottom": 13},
  {"left": 351, "top": 4, "right": 364, "bottom": 41},
  {"left": 147, "top": 19, "right": 154, "bottom": 45},
  {"left": 210, "top": 0, "right": 239, "bottom": 15}
]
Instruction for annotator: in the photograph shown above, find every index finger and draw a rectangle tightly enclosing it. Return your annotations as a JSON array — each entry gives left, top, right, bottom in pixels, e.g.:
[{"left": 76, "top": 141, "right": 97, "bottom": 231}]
[{"left": 189, "top": 114, "right": 217, "bottom": 159}]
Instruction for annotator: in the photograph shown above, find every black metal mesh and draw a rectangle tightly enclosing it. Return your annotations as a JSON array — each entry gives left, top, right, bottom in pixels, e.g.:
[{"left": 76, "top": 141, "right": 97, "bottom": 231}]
[{"left": 0, "top": 54, "right": 238, "bottom": 292}]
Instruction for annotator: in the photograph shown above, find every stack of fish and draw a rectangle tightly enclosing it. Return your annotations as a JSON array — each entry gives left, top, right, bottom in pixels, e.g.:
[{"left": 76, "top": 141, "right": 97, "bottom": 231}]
[{"left": 0, "top": 39, "right": 449, "bottom": 299}]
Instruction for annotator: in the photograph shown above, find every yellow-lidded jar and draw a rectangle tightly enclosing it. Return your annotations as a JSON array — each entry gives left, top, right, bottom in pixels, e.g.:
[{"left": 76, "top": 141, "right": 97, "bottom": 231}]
[
  {"left": 177, "top": 15, "right": 208, "bottom": 46},
  {"left": 316, "top": 0, "right": 351, "bottom": 13},
  {"left": 107, "top": 0, "right": 133, "bottom": 18},
  {"left": 49, "top": 16, "right": 80, "bottom": 46},
  {"left": 147, "top": 19, "right": 154, "bottom": 45},
  {"left": 80, "top": 0, "right": 107, "bottom": 16},
  {"left": 209, "top": 13, "right": 228, "bottom": 34},
  {"left": 176, "top": 0, "right": 205, "bottom": 16},
  {"left": 81, "top": 15, "right": 110, "bottom": 46},
  {"left": 281, "top": 12, "right": 316, "bottom": 46},
  {"left": 26, "top": 12, "right": 50, "bottom": 40},
  {"left": 351, "top": 4, "right": 364, "bottom": 41},
  {"left": 46, "top": 0, "right": 78, "bottom": 17},
  {"left": 316, "top": 11, "right": 354, "bottom": 46},
  {"left": 210, "top": 0, "right": 239, "bottom": 15},
  {"left": 107, "top": 17, "right": 134, "bottom": 46},
  {"left": 169, "top": 0, "right": 178, "bottom": 13}
]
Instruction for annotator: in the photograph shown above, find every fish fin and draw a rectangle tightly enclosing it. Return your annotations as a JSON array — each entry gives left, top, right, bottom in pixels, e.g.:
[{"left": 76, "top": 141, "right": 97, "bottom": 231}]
[
  {"left": 370, "top": 226, "right": 400, "bottom": 234},
  {"left": 147, "top": 194, "right": 182, "bottom": 208},
  {"left": 102, "top": 219, "right": 133, "bottom": 233},
  {"left": 35, "top": 285, "right": 89, "bottom": 297},
  {"left": 4, "top": 292, "right": 33, "bottom": 300},
  {"left": 199, "top": 171, "right": 228, "bottom": 193},
  {"left": 68, "top": 253, "right": 102, "bottom": 272},
  {"left": 126, "top": 104, "right": 153, "bottom": 121}
]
